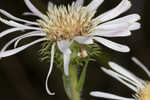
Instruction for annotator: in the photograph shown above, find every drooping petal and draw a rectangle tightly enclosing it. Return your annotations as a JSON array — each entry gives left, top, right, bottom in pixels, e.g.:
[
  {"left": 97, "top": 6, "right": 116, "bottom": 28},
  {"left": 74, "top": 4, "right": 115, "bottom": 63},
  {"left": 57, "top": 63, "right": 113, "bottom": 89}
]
[
  {"left": 87, "top": 0, "right": 104, "bottom": 13},
  {"left": 96, "top": 0, "right": 131, "bottom": 22},
  {"left": 93, "top": 37, "right": 130, "bottom": 52},
  {"left": 132, "top": 57, "right": 150, "bottom": 78},
  {"left": 45, "top": 43, "right": 55, "bottom": 95},
  {"left": 63, "top": 49, "right": 71, "bottom": 76},
  {"left": 101, "top": 67, "right": 138, "bottom": 92},
  {"left": 0, "top": 38, "right": 46, "bottom": 58},
  {"left": 0, "top": 9, "right": 39, "bottom": 25},
  {"left": 108, "top": 62, "right": 145, "bottom": 88},
  {"left": 74, "top": 36, "right": 94, "bottom": 44},
  {"left": 90, "top": 91, "right": 135, "bottom": 100},
  {"left": 75, "top": 0, "right": 84, "bottom": 7},
  {"left": 24, "top": 0, "right": 43, "bottom": 17}
]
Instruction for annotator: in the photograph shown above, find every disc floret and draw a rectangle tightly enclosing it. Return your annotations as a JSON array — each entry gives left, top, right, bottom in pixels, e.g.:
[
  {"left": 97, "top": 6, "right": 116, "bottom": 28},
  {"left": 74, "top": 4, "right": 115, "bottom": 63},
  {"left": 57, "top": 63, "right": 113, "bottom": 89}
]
[{"left": 38, "top": 3, "right": 97, "bottom": 41}]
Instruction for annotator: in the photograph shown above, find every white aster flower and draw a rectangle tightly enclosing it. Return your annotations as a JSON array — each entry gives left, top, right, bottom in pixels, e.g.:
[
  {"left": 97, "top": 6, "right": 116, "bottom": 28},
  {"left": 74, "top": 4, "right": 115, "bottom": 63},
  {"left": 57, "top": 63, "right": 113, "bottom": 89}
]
[
  {"left": 90, "top": 57, "right": 150, "bottom": 100},
  {"left": 0, "top": 0, "right": 140, "bottom": 95}
]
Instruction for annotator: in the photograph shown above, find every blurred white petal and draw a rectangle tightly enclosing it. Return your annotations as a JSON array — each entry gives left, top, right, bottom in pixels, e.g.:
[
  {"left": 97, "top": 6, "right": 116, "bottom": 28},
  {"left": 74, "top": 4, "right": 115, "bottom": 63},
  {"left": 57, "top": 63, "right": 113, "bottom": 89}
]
[
  {"left": 109, "top": 62, "right": 144, "bottom": 88},
  {"left": 132, "top": 57, "right": 150, "bottom": 78},
  {"left": 90, "top": 91, "right": 134, "bottom": 100}
]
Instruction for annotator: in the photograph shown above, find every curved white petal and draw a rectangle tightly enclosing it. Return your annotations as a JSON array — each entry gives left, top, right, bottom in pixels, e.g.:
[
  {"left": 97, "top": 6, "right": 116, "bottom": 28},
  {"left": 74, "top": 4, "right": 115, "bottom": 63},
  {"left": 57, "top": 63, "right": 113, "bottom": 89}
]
[
  {"left": 75, "top": 0, "right": 84, "bottom": 7},
  {"left": 24, "top": 0, "right": 43, "bottom": 17},
  {"left": 63, "top": 49, "right": 71, "bottom": 76},
  {"left": 87, "top": 0, "right": 104, "bottom": 13},
  {"left": 129, "top": 22, "right": 141, "bottom": 31},
  {"left": 45, "top": 43, "right": 55, "bottom": 95},
  {"left": 0, "top": 28, "right": 24, "bottom": 38},
  {"left": 93, "top": 37, "right": 130, "bottom": 52},
  {"left": 0, "top": 9, "right": 39, "bottom": 25},
  {"left": 74, "top": 36, "right": 94, "bottom": 44},
  {"left": 90, "top": 91, "right": 135, "bottom": 100},
  {"left": 101, "top": 68, "right": 138, "bottom": 92},
  {"left": 1, "top": 31, "right": 43, "bottom": 52},
  {"left": 132, "top": 57, "right": 150, "bottom": 78},
  {"left": 0, "top": 38, "right": 46, "bottom": 58},
  {"left": 14, "top": 32, "right": 46, "bottom": 48},
  {"left": 109, "top": 62, "right": 145, "bottom": 88},
  {"left": 96, "top": 0, "right": 131, "bottom": 22}
]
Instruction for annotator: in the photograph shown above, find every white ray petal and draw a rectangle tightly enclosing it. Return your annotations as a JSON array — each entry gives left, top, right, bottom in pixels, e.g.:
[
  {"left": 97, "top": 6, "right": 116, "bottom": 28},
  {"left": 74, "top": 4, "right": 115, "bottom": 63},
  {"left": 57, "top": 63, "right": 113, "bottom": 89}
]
[
  {"left": 0, "top": 31, "right": 43, "bottom": 52},
  {"left": 132, "top": 57, "right": 150, "bottom": 78},
  {"left": 87, "top": 0, "right": 104, "bottom": 13},
  {"left": 0, "top": 38, "right": 46, "bottom": 58},
  {"left": 93, "top": 37, "right": 130, "bottom": 52},
  {"left": 45, "top": 43, "right": 55, "bottom": 95},
  {"left": 63, "top": 49, "right": 71, "bottom": 76},
  {"left": 96, "top": 0, "right": 131, "bottom": 22},
  {"left": 129, "top": 22, "right": 141, "bottom": 31},
  {"left": 0, "top": 17, "right": 41, "bottom": 30},
  {"left": 102, "top": 14, "right": 141, "bottom": 25},
  {"left": 74, "top": 36, "right": 94, "bottom": 44},
  {"left": 14, "top": 32, "right": 46, "bottom": 48},
  {"left": 90, "top": 30, "right": 131, "bottom": 37},
  {"left": 75, "top": 0, "right": 84, "bottom": 7},
  {"left": 95, "top": 22, "right": 129, "bottom": 31},
  {"left": 101, "top": 68, "right": 138, "bottom": 92},
  {"left": 0, "top": 9, "right": 39, "bottom": 25},
  {"left": 101, "top": 67, "right": 143, "bottom": 89},
  {"left": 90, "top": 91, "right": 135, "bottom": 100},
  {"left": 57, "top": 40, "right": 73, "bottom": 54},
  {"left": 109, "top": 62, "right": 145, "bottom": 88},
  {"left": 0, "top": 28, "right": 24, "bottom": 38},
  {"left": 24, "top": 0, "right": 43, "bottom": 17}
]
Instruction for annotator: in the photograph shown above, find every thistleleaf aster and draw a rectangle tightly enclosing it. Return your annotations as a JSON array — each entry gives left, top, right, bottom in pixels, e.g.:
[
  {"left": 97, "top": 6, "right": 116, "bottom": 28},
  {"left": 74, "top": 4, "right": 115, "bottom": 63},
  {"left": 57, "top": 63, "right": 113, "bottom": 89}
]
[
  {"left": 90, "top": 57, "right": 150, "bottom": 100},
  {"left": 0, "top": 0, "right": 140, "bottom": 95}
]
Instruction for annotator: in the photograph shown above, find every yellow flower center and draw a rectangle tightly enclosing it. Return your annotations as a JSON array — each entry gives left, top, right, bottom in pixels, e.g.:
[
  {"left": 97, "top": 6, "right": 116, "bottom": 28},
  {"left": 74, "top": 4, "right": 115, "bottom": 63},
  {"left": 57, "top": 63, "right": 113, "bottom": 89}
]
[
  {"left": 38, "top": 3, "right": 98, "bottom": 41},
  {"left": 137, "top": 82, "right": 150, "bottom": 100}
]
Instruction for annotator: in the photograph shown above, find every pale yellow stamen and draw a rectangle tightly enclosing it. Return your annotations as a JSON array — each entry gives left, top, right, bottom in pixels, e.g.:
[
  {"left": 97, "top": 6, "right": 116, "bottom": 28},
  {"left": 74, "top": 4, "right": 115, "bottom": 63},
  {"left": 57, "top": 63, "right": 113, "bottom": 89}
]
[
  {"left": 38, "top": 3, "right": 98, "bottom": 41},
  {"left": 137, "top": 82, "right": 150, "bottom": 100}
]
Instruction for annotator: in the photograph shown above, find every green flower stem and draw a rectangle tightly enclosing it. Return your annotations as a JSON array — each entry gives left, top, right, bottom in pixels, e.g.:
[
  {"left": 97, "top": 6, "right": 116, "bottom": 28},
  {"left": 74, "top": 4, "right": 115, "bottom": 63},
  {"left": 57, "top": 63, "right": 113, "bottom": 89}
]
[{"left": 69, "top": 64, "right": 81, "bottom": 100}]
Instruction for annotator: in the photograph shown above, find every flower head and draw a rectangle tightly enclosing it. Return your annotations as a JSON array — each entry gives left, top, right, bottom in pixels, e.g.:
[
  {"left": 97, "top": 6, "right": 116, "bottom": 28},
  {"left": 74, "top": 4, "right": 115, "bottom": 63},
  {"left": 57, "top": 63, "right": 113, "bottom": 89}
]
[
  {"left": 90, "top": 57, "right": 150, "bottom": 100},
  {"left": 0, "top": 0, "right": 140, "bottom": 95}
]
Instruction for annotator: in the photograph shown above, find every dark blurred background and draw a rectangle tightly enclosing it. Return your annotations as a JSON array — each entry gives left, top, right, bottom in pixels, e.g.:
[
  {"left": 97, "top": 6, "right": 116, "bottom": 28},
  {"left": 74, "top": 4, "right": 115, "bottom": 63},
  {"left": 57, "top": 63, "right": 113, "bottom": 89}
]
[{"left": 0, "top": 0, "right": 149, "bottom": 100}]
